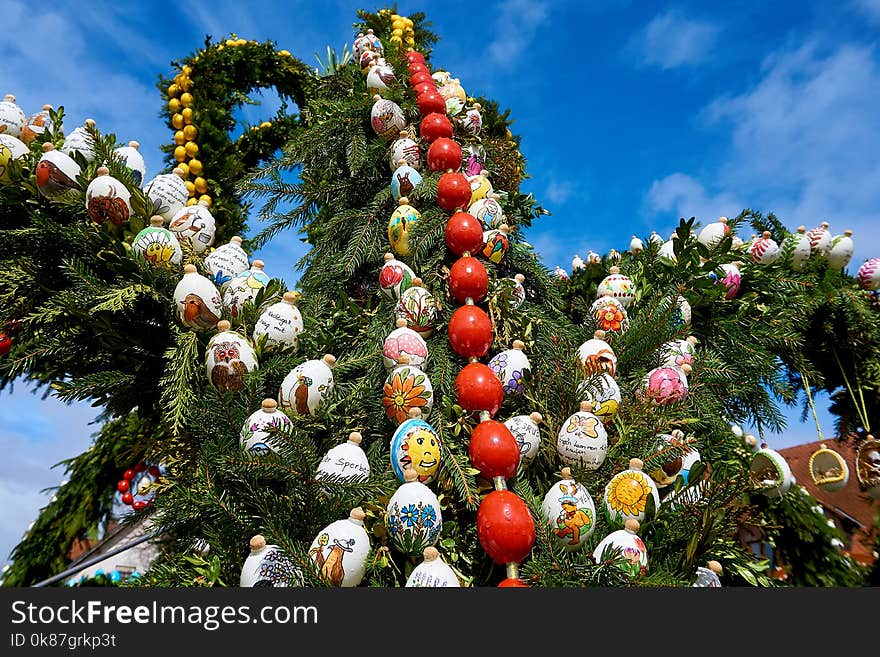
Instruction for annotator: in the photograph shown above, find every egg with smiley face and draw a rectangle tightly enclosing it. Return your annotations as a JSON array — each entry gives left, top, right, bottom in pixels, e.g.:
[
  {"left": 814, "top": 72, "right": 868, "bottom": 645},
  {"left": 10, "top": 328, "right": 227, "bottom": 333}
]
[{"left": 389, "top": 415, "right": 442, "bottom": 484}]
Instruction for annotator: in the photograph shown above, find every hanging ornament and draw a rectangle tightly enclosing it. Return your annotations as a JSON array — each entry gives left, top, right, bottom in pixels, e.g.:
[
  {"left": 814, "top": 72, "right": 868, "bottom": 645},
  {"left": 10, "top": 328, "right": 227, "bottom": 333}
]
[
  {"left": 647, "top": 430, "right": 691, "bottom": 487},
  {"left": 448, "top": 303, "right": 493, "bottom": 358},
  {"left": 592, "top": 519, "right": 648, "bottom": 577},
  {"left": 253, "top": 291, "right": 303, "bottom": 351},
  {"left": 808, "top": 443, "right": 849, "bottom": 492},
  {"left": 597, "top": 266, "right": 636, "bottom": 308},
  {"left": 749, "top": 231, "right": 781, "bottom": 264},
  {"left": 714, "top": 262, "right": 741, "bottom": 299},
  {"left": 410, "top": 69, "right": 433, "bottom": 88},
  {"left": 366, "top": 60, "right": 396, "bottom": 95},
  {"left": 541, "top": 467, "right": 596, "bottom": 551},
  {"left": 658, "top": 238, "right": 677, "bottom": 265},
  {"left": 571, "top": 254, "right": 585, "bottom": 272},
  {"left": 488, "top": 340, "right": 531, "bottom": 396},
  {"left": 642, "top": 364, "right": 691, "bottom": 405},
  {"left": 604, "top": 458, "right": 660, "bottom": 524},
  {"left": 144, "top": 167, "right": 188, "bottom": 222},
  {"left": 855, "top": 436, "right": 880, "bottom": 499},
  {"left": 477, "top": 490, "right": 536, "bottom": 564},
  {"left": 390, "top": 161, "right": 422, "bottom": 201},
  {"left": 387, "top": 197, "right": 421, "bottom": 257},
  {"left": 590, "top": 292, "right": 629, "bottom": 335},
  {"left": 307, "top": 508, "right": 370, "bottom": 587},
  {"left": 353, "top": 30, "right": 379, "bottom": 63},
  {"left": 557, "top": 401, "right": 608, "bottom": 470},
  {"left": 697, "top": 216, "right": 730, "bottom": 248},
  {"left": 576, "top": 330, "right": 617, "bottom": 377},
  {"left": 660, "top": 336, "right": 698, "bottom": 369},
  {"left": 481, "top": 224, "right": 511, "bottom": 264},
  {"left": 437, "top": 171, "right": 472, "bottom": 211},
  {"left": 278, "top": 354, "right": 336, "bottom": 416},
  {"left": 406, "top": 547, "right": 460, "bottom": 587},
  {"left": 386, "top": 468, "right": 443, "bottom": 555},
  {"left": 857, "top": 258, "right": 880, "bottom": 290},
  {"left": 630, "top": 235, "right": 644, "bottom": 253},
  {"left": 749, "top": 443, "right": 794, "bottom": 498},
  {"left": 445, "top": 96, "right": 465, "bottom": 117},
  {"left": 0, "top": 94, "right": 26, "bottom": 138},
  {"left": 389, "top": 408, "right": 442, "bottom": 484},
  {"left": 205, "top": 320, "right": 258, "bottom": 393},
  {"left": 316, "top": 432, "right": 370, "bottom": 483},
  {"left": 239, "top": 398, "right": 293, "bottom": 455},
  {"left": 370, "top": 95, "right": 405, "bottom": 142},
  {"left": 826, "top": 230, "right": 854, "bottom": 270},
  {"left": 222, "top": 260, "right": 269, "bottom": 318},
  {"left": 419, "top": 112, "right": 453, "bottom": 143},
  {"left": 389, "top": 131, "right": 420, "bottom": 170},
  {"left": 426, "top": 137, "right": 462, "bottom": 172},
  {"left": 117, "top": 462, "right": 164, "bottom": 511},
  {"left": 467, "top": 172, "right": 492, "bottom": 206},
  {"left": 84, "top": 166, "right": 131, "bottom": 226},
  {"left": 36, "top": 143, "right": 82, "bottom": 200},
  {"left": 468, "top": 193, "right": 505, "bottom": 230},
  {"left": 448, "top": 256, "right": 489, "bottom": 303},
  {"left": 205, "top": 236, "right": 250, "bottom": 290},
  {"left": 0, "top": 333, "right": 11, "bottom": 357},
  {"left": 459, "top": 103, "right": 483, "bottom": 136},
  {"left": 785, "top": 226, "right": 812, "bottom": 270},
  {"left": 669, "top": 294, "right": 692, "bottom": 331},
  {"left": 509, "top": 273, "right": 526, "bottom": 309},
  {"left": 693, "top": 561, "right": 723, "bottom": 587},
  {"left": 169, "top": 200, "right": 216, "bottom": 254},
  {"left": 576, "top": 372, "right": 621, "bottom": 424},
  {"left": 383, "top": 354, "right": 434, "bottom": 424},
  {"left": 648, "top": 230, "right": 664, "bottom": 246},
  {"left": 807, "top": 221, "right": 832, "bottom": 256},
  {"left": 173, "top": 264, "right": 222, "bottom": 330},
  {"left": 439, "top": 77, "right": 467, "bottom": 102},
  {"left": 378, "top": 253, "right": 416, "bottom": 300},
  {"left": 456, "top": 362, "right": 505, "bottom": 416},
  {"left": 0, "top": 134, "right": 28, "bottom": 184},
  {"left": 240, "top": 535, "right": 302, "bottom": 587},
  {"left": 395, "top": 278, "right": 437, "bottom": 339},
  {"left": 60, "top": 118, "right": 96, "bottom": 162},
  {"left": 431, "top": 70, "right": 452, "bottom": 86},
  {"left": 505, "top": 412, "right": 543, "bottom": 469},
  {"left": 417, "top": 89, "right": 447, "bottom": 117},
  {"left": 21, "top": 104, "right": 53, "bottom": 145},
  {"left": 469, "top": 419, "right": 521, "bottom": 480},
  {"left": 383, "top": 318, "right": 428, "bottom": 371},
  {"left": 445, "top": 210, "right": 484, "bottom": 256},
  {"left": 132, "top": 216, "right": 183, "bottom": 267},
  {"left": 113, "top": 140, "right": 146, "bottom": 187}
]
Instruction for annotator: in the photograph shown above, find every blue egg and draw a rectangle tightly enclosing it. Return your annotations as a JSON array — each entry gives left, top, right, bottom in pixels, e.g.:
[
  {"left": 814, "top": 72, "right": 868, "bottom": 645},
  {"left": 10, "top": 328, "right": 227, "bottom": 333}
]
[
  {"left": 389, "top": 417, "right": 441, "bottom": 484},
  {"left": 391, "top": 164, "right": 422, "bottom": 201}
]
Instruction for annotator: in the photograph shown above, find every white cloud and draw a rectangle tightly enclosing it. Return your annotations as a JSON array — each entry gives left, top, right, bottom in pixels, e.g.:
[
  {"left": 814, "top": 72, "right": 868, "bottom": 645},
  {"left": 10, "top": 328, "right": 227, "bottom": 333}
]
[
  {"left": 544, "top": 180, "right": 574, "bottom": 205},
  {"left": 852, "top": 0, "right": 880, "bottom": 24},
  {"left": 487, "top": 0, "right": 549, "bottom": 67},
  {"left": 646, "top": 173, "right": 743, "bottom": 233},
  {"left": 631, "top": 9, "right": 720, "bottom": 70}
]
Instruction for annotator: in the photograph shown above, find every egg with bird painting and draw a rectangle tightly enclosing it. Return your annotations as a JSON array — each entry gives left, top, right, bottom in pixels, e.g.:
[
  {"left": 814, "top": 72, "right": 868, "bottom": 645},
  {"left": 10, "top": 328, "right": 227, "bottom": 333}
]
[
  {"left": 222, "top": 261, "right": 270, "bottom": 319},
  {"left": 205, "top": 321, "right": 258, "bottom": 394},
  {"left": 173, "top": 265, "right": 222, "bottom": 331},
  {"left": 278, "top": 355, "right": 336, "bottom": 416},
  {"left": 169, "top": 201, "right": 216, "bottom": 254}
]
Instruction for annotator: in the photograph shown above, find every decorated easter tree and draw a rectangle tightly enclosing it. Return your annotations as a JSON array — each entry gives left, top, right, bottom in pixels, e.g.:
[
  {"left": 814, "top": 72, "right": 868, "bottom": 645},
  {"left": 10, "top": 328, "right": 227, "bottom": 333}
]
[{"left": 2, "top": 8, "right": 876, "bottom": 588}]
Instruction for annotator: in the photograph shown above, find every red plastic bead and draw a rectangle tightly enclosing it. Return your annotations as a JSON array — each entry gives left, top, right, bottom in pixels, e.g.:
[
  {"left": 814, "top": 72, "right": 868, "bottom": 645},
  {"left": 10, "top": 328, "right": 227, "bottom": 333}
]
[
  {"left": 445, "top": 211, "right": 484, "bottom": 256},
  {"left": 448, "top": 306, "right": 493, "bottom": 359},
  {"left": 413, "top": 81, "right": 435, "bottom": 97},
  {"left": 449, "top": 256, "right": 489, "bottom": 303},
  {"left": 419, "top": 113, "right": 453, "bottom": 143},
  {"left": 121, "top": 492, "right": 134, "bottom": 505},
  {"left": 408, "top": 61, "right": 429, "bottom": 77},
  {"left": 133, "top": 462, "right": 146, "bottom": 472},
  {"left": 427, "top": 137, "right": 462, "bottom": 172},
  {"left": 132, "top": 501, "right": 148, "bottom": 511},
  {"left": 123, "top": 469, "right": 135, "bottom": 481},
  {"left": 437, "top": 172, "right": 472, "bottom": 212},
  {"left": 117, "top": 480, "right": 130, "bottom": 493},
  {"left": 498, "top": 578, "right": 530, "bottom": 587},
  {"left": 477, "top": 490, "right": 536, "bottom": 564},
  {"left": 409, "top": 71, "right": 434, "bottom": 88},
  {"left": 469, "top": 420, "right": 520, "bottom": 479},
  {"left": 455, "top": 362, "right": 504, "bottom": 415},
  {"left": 417, "top": 90, "right": 447, "bottom": 117},
  {"left": 0, "top": 333, "right": 11, "bottom": 357},
  {"left": 406, "top": 50, "right": 426, "bottom": 66}
]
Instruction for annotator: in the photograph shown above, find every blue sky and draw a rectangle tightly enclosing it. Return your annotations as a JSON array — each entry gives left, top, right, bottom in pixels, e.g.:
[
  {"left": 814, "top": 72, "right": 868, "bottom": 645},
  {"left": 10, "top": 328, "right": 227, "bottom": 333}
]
[{"left": 2, "top": 0, "right": 877, "bottom": 568}]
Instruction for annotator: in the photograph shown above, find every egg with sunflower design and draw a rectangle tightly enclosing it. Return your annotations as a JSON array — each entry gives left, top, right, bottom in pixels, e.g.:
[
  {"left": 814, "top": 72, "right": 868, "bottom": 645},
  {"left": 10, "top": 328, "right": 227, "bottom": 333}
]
[
  {"left": 604, "top": 458, "right": 660, "bottom": 524},
  {"left": 386, "top": 468, "right": 443, "bottom": 555},
  {"left": 556, "top": 401, "right": 608, "bottom": 471},
  {"left": 388, "top": 198, "right": 421, "bottom": 257},
  {"left": 389, "top": 410, "right": 442, "bottom": 484},
  {"left": 590, "top": 292, "right": 629, "bottom": 335},
  {"left": 487, "top": 340, "right": 531, "bottom": 396},
  {"left": 383, "top": 356, "right": 433, "bottom": 424},
  {"left": 575, "top": 373, "right": 621, "bottom": 424}
]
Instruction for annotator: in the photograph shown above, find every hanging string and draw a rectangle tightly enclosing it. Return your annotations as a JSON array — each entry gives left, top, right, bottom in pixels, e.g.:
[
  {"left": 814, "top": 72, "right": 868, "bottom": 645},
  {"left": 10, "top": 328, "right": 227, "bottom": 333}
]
[
  {"left": 830, "top": 347, "right": 870, "bottom": 432},
  {"left": 800, "top": 372, "right": 825, "bottom": 441}
]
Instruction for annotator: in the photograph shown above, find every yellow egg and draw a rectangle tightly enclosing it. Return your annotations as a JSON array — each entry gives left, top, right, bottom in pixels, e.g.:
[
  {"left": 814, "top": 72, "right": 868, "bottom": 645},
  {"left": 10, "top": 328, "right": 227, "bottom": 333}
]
[
  {"left": 392, "top": 19, "right": 405, "bottom": 29},
  {"left": 278, "top": 50, "right": 290, "bottom": 57},
  {"left": 172, "top": 113, "right": 184, "bottom": 129},
  {"left": 404, "top": 17, "right": 413, "bottom": 27},
  {"left": 174, "top": 146, "right": 187, "bottom": 162},
  {"left": 188, "top": 159, "right": 203, "bottom": 175},
  {"left": 173, "top": 73, "right": 183, "bottom": 86},
  {"left": 236, "top": 39, "right": 247, "bottom": 46},
  {"left": 392, "top": 28, "right": 403, "bottom": 37},
  {"left": 180, "top": 92, "right": 193, "bottom": 108},
  {"left": 178, "top": 77, "right": 191, "bottom": 92},
  {"left": 174, "top": 130, "right": 186, "bottom": 145},
  {"left": 185, "top": 141, "right": 199, "bottom": 157},
  {"left": 183, "top": 124, "right": 198, "bottom": 141},
  {"left": 194, "top": 176, "right": 208, "bottom": 193},
  {"left": 390, "top": 36, "right": 402, "bottom": 44},
  {"left": 182, "top": 108, "right": 194, "bottom": 124},
  {"left": 182, "top": 65, "right": 192, "bottom": 75},
  {"left": 185, "top": 181, "right": 195, "bottom": 196},
  {"left": 167, "top": 83, "right": 180, "bottom": 97},
  {"left": 198, "top": 194, "right": 212, "bottom": 207},
  {"left": 186, "top": 197, "right": 198, "bottom": 206},
  {"left": 168, "top": 98, "right": 181, "bottom": 113},
  {"left": 217, "top": 45, "right": 225, "bottom": 51},
  {"left": 225, "top": 39, "right": 236, "bottom": 46},
  {"left": 259, "top": 121, "right": 272, "bottom": 129},
  {"left": 176, "top": 162, "right": 190, "bottom": 178}
]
